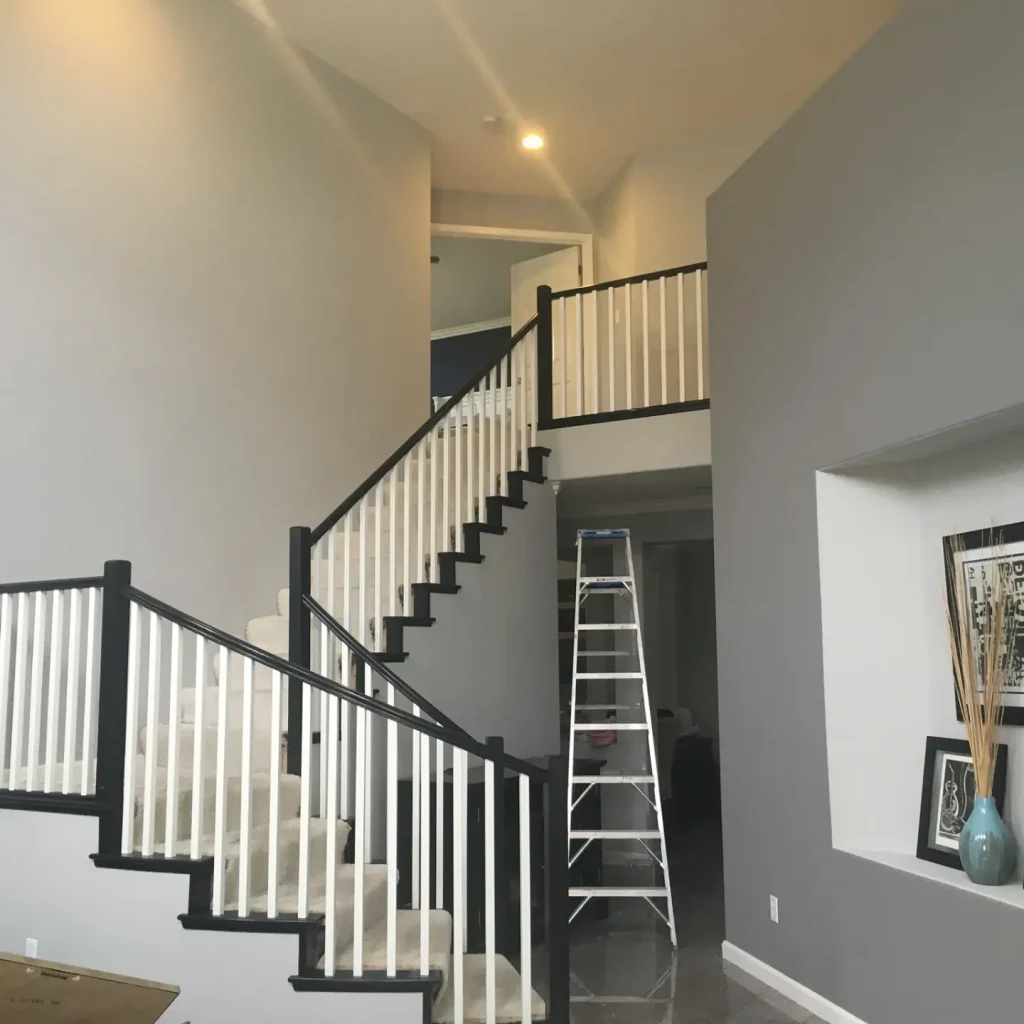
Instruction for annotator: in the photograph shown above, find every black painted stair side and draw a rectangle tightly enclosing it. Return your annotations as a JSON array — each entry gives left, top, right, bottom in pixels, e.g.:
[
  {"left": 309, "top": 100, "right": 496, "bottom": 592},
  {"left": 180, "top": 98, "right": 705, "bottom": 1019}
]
[{"left": 376, "top": 447, "right": 550, "bottom": 661}]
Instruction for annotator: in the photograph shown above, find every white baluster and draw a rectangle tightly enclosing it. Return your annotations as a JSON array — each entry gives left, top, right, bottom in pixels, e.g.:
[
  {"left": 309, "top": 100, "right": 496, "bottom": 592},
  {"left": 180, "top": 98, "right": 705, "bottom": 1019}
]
[
  {"left": 386, "top": 678, "right": 398, "bottom": 976},
  {"left": 403, "top": 456, "right": 412, "bottom": 609},
  {"left": 375, "top": 482, "right": 383, "bottom": 652},
  {"left": 454, "top": 401, "right": 464, "bottom": 553},
  {"left": 574, "top": 293, "right": 583, "bottom": 417},
  {"left": 268, "top": 668, "right": 282, "bottom": 919},
  {"left": 529, "top": 326, "right": 539, "bottom": 446},
  {"left": 0, "top": 594, "right": 13, "bottom": 785},
  {"left": 80, "top": 588, "right": 99, "bottom": 796},
  {"left": 510, "top": 347, "right": 519, "bottom": 476},
  {"left": 298, "top": 680, "right": 313, "bottom": 918},
  {"left": 120, "top": 603, "right": 141, "bottom": 853},
  {"left": 466, "top": 391, "right": 476, "bottom": 528},
  {"left": 418, "top": 437, "right": 428, "bottom": 577},
  {"left": 43, "top": 589, "right": 64, "bottom": 793},
  {"left": 696, "top": 267, "right": 706, "bottom": 400},
  {"left": 8, "top": 595, "right": 30, "bottom": 789},
  {"left": 589, "top": 289, "right": 599, "bottom": 415},
  {"left": 488, "top": 367, "right": 497, "bottom": 498},
  {"left": 314, "top": 542, "right": 327, "bottom": 817},
  {"left": 453, "top": 747, "right": 466, "bottom": 1024},
  {"left": 557, "top": 298, "right": 567, "bottom": 419},
  {"left": 389, "top": 466, "right": 398, "bottom": 615},
  {"left": 324, "top": 690, "right": 340, "bottom": 976},
  {"left": 26, "top": 591, "right": 46, "bottom": 791},
  {"left": 353, "top": 689, "right": 367, "bottom": 974},
  {"left": 419, "top": 730, "right": 431, "bottom": 975},
  {"left": 238, "top": 656, "right": 254, "bottom": 915},
  {"left": 443, "top": 412, "right": 451, "bottom": 552},
  {"left": 341, "top": 517, "right": 352, "bottom": 820},
  {"left": 625, "top": 284, "right": 633, "bottom": 409},
  {"left": 430, "top": 429, "right": 439, "bottom": 582},
  {"left": 164, "top": 623, "right": 183, "bottom": 853},
  {"left": 607, "top": 287, "right": 616, "bottom": 413},
  {"left": 499, "top": 361, "right": 507, "bottom": 495},
  {"left": 477, "top": 382, "right": 486, "bottom": 517},
  {"left": 518, "top": 341, "right": 527, "bottom": 466},
  {"left": 212, "top": 646, "right": 230, "bottom": 912},
  {"left": 189, "top": 636, "right": 206, "bottom": 859},
  {"left": 484, "top": 756, "right": 496, "bottom": 1024},
  {"left": 677, "top": 272, "right": 687, "bottom": 403},
  {"left": 519, "top": 773, "right": 533, "bottom": 1023},
  {"left": 642, "top": 280, "right": 650, "bottom": 408},
  {"left": 412, "top": 705, "right": 421, "bottom": 909},
  {"left": 436, "top": 738, "right": 445, "bottom": 910},
  {"left": 660, "top": 275, "right": 668, "bottom": 406},
  {"left": 141, "top": 612, "right": 161, "bottom": 855}
]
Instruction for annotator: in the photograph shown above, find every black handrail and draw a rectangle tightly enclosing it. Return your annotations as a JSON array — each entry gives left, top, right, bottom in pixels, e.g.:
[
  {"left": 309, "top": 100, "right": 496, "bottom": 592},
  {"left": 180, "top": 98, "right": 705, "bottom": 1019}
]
[
  {"left": 551, "top": 259, "right": 707, "bottom": 300},
  {"left": 310, "top": 314, "right": 539, "bottom": 544},
  {"left": 125, "top": 585, "right": 548, "bottom": 781},
  {"left": 0, "top": 576, "right": 103, "bottom": 595},
  {"left": 303, "top": 593, "right": 471, "bottom": 740}
]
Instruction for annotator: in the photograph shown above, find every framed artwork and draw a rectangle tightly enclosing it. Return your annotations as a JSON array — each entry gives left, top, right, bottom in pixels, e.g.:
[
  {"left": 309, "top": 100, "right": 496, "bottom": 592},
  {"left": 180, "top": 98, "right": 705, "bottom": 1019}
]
[
  {"left": 942, "top": 520, "right": 1024, "bottom": 726},
  {"left": 916, "top": 736, "right": 1009, "bottom": 870}
]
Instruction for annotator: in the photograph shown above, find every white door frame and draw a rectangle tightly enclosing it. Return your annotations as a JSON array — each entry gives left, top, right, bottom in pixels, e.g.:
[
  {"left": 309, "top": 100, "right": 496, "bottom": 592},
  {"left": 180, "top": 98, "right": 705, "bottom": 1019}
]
[{"left": 431, "top": 222, "right": 595, "bottom": 291}]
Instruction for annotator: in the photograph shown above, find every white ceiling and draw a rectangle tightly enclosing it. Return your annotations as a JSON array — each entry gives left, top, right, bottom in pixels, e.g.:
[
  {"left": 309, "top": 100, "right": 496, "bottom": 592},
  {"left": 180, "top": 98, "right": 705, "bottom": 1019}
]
[{"left": 236, "top": 0, "right": 899, "bottom": 199}]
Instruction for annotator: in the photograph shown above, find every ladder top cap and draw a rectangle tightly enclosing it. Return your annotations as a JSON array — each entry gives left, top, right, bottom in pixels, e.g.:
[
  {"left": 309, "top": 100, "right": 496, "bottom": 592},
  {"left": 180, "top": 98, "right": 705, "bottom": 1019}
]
[{"left": 578, "top": 529, "right": 629, "bottom": 539}]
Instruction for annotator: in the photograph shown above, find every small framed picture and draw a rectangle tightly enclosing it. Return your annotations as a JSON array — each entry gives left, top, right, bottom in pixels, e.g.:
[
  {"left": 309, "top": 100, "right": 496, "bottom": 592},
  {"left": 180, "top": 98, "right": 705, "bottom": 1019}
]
[
  {"left": 916, "top": 736, "right": 1009, "bottom": 870},
  {"left": 942, "top": 520, "right": 1024, "bottom": 726}
]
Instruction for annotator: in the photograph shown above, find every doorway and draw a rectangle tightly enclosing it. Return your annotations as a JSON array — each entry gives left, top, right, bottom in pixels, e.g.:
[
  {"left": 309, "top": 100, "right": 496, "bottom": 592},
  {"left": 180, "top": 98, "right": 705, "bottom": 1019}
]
[{"left": 429, "top": 224, "right": 593, "bottom": 408}]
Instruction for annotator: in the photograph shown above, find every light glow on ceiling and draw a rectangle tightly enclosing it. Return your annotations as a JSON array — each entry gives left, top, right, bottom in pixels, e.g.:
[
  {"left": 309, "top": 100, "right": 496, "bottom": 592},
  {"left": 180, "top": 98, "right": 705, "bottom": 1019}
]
[{"left": 521, "top": 132, "right": 545, "bottom": 151}]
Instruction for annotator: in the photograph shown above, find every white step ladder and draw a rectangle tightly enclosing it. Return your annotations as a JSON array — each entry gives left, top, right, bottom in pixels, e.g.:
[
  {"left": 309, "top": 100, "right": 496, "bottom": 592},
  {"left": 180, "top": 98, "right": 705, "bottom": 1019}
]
[{"left": 566, "top": 528, "right": 677, "bottom": 946}]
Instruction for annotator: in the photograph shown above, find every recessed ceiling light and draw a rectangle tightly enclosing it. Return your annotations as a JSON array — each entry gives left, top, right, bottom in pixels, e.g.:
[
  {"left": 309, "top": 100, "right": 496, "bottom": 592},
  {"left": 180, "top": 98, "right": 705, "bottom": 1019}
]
[{"left": 521, "top": 132, "right": 544, "bottom": 151}]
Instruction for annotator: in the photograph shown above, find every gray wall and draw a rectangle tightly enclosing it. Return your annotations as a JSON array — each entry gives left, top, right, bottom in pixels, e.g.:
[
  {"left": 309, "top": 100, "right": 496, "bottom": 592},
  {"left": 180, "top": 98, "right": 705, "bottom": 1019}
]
[
  {"left": 0, "top": 0, "right": 430, "bottom": 635},
  {"left": 674, "top": 541, "right": 718, "bottom": 749},
  {"left": 0, "top": 810, "right": 420, "bottom": 1022},
  {"left": 708, "top": 1, "right": 1024, "bottom": 1019},
  {"left": 430, "top": 235, "right": 562, "bottom": 332},
  {"left": 400, "top": 483, "right": 560, "bottom": 761}
]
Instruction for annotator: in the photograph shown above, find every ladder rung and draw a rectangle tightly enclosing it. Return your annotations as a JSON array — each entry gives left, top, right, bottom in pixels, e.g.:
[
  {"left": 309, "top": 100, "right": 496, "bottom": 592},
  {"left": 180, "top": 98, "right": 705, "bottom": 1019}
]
[
  {"left": 570, "top": 830, "right": 661, "bottom": 840},
  {"left": 574, "top": 704, "right": 635, "bottom": 711},
  {"left": 571, "top": 775, "right": 655, "bottom": 784},
  {"left": 576, "top": 650, "right": 632, "bottom": 657},
  {"left": 578, "top": 529, "right": 629, "bottom": 539},
  {"left": 576, "top": 672, "right": 643, "bottom": 679},
  {"left": 578, "top": 623, "right": 637, "bottom": 631},
  {"left": 570, "top": 887, "right": 668, "bottom": 898},
  {"left": 580, "top": 576, "right": 630, "bottom": 589},
  {"left": 572, "top": 722, "right": 647, "bottom": 731}
]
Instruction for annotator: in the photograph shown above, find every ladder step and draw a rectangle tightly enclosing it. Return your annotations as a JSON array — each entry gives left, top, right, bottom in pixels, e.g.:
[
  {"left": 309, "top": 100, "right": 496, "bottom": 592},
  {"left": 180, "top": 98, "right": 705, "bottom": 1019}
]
[
  {"left": 570, "top": 830, "right": 662, "bottom": 840},
  {"left": 570, "top": 887, "right": 668, "bottom": 898},
  {"left": 573, "top": 722, "right": 647, "bottom": 731},
  {"left": 576, "top": 650, "right": 632, "bottom": 657},
  {"left": 578, "top": 623, "right": 638, "bottom": 631},
  {"left": 576, "top": 672, "right": 643, "bottom": 679},
  {"left": 571, "top": 775, "right": 655, "bottom": 784},
  {"left": 578, "top": 529, "right": 629, "bottom": 539},
  {"left": 575, "top": 704, "right": 635, "bottom": 711},
  {"left": 580, "top": 576, "right": 630, "bottom": 589}
]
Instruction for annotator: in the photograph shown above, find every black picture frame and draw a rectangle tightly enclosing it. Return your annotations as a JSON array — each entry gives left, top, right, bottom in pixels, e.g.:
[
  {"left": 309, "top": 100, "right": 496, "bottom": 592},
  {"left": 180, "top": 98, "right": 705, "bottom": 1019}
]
[
  {"left": 916, "top": 735, "right": 1009, "bottom": 871},
  {"left": 942, "top": 520, "right": 1024, "bottom": 727}
]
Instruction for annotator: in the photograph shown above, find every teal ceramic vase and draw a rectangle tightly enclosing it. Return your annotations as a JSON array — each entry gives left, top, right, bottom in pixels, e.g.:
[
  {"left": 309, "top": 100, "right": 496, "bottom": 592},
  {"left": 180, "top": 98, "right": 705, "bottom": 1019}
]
[{"left": 959, "top": 797, "right": 1016, "bottom": 885}]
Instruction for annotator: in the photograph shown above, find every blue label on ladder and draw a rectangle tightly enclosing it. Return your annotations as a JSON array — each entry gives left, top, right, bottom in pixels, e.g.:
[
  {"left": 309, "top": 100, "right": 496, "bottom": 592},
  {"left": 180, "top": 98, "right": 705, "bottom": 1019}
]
[{"left": 578, "top": 529, "right": 628, "bottom": 539}]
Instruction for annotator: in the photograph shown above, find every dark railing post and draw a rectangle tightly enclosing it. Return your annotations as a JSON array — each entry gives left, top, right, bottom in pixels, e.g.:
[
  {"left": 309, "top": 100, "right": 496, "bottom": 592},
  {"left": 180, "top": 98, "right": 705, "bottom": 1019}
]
[
  {"left": 536, "top": 285, "right": 554, "bottom": 430},
  {"left": 287, "top": 526, "right": 312, "bottom": 776},
  {"left": 486, "top": 735, "right": 508, "bottom": 954},
  {"left": 545, "top": 754, "right": 569, "bottom": 1023},
  {"left": 95, "top": 559, "right": 132, "bottom": 856}
]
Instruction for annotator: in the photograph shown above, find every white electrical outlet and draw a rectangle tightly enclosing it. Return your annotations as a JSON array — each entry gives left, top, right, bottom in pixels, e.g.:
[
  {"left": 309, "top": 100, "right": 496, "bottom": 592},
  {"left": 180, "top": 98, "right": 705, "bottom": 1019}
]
[
  {"left": 25, "top": 938, "right": 38, "bottom": 959},
  {"left": 769, "top": 895, "right": 779, "bottom": 924}
]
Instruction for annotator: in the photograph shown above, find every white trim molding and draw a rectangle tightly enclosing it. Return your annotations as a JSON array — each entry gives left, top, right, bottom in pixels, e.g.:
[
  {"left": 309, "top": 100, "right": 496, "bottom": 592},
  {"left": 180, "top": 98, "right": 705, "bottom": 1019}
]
[
  {"left": 431, "top": 222, "right": 595, "bottom": 289},
  {"left": 721, "top": 942, "right": 869, "bottom": 1024},
  {"left": 431, "top": 317, "right": 512, "bottom": 341}
]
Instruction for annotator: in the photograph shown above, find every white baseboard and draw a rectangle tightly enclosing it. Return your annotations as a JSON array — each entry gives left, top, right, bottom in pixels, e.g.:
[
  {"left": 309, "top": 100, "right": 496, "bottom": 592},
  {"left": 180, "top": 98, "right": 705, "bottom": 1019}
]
[{"left": 721, "top": 941, "right": 868, "bottom": 1024}]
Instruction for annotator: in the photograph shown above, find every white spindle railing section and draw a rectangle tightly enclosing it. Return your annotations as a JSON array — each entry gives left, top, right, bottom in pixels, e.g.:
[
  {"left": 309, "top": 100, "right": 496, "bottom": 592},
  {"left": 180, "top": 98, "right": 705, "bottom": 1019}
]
[
  {"left": 0, "top": 579, "right": 103, "bottom": 796},
  {"left": 316, "top": 323, "right": 538, "bottom": 653},
  {"left": 108, "top": 579, "right": 557, "bottom": 1022},
  {"left": 546, "top": 262, "right": 708, "bottom": 421}
]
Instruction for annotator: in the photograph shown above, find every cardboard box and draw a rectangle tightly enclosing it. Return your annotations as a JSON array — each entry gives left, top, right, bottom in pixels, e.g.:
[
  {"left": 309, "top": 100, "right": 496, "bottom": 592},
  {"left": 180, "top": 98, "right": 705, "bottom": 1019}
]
[{"left": 0, "top": 953, "right": 179, "bottom": 1023}]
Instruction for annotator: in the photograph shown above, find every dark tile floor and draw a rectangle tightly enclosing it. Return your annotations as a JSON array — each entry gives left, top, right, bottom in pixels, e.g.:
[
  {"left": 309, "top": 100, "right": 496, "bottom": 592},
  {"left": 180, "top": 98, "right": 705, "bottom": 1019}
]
[{"left": 566, "top": 818, "right": 826, "bottom": 1024}]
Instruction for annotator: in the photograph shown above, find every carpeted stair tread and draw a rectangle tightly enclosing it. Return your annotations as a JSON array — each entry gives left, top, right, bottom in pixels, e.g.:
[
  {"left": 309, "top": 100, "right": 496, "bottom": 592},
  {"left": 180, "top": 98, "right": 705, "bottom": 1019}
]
[
  {"left": 238, "top": 862, "right": 390, "bottom": 922},
  {"left": 325, "top": 908, "right": 452, "bottom": 978},
  {"left": 431, "top": 954, "right": 546, "bottom": 1023}
]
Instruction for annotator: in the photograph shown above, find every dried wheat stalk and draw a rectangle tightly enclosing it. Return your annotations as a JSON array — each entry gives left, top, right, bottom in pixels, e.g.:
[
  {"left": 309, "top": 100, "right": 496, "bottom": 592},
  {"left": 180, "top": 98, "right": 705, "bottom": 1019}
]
[{"left": 943, "top": 532, "right": 1018, "bottom": 797}]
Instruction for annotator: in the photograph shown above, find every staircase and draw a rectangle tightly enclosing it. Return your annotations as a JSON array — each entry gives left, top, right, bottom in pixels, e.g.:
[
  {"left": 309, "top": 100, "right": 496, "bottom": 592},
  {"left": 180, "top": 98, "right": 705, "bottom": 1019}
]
[{"left": 0, "top": 316, "right": 570, "bottom": 1024}]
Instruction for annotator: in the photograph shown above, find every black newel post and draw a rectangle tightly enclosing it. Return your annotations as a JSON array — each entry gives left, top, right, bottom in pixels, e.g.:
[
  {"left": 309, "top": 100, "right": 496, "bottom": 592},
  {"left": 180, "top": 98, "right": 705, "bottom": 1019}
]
[
  {"left": 536, "top": 284, "right": 554, "bottom": 430},
  {"left": 287, "top": 526, "right": 312, "bottom": 776},
  {"left": 95, "top": 559, "right": 132, "bottom": 856}
]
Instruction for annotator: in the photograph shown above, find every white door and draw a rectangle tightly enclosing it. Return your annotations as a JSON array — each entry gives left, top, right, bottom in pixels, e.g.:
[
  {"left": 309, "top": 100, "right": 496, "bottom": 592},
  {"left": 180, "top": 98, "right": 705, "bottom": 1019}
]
[{"left": 511, "top": 247, "right": 581, "bottom": 420}]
